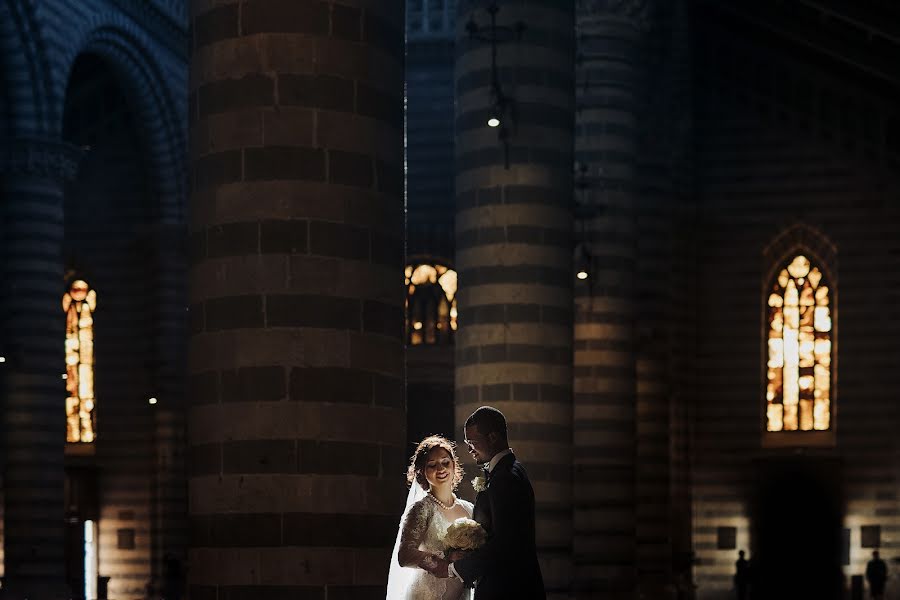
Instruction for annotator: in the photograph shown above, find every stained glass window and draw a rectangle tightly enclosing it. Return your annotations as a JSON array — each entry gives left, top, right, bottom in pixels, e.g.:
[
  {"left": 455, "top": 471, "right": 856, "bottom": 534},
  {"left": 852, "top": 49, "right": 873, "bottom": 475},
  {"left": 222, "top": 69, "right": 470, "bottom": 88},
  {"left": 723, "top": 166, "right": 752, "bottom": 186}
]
[
  {"left": 64, "top": 279, "right": 97, "bottom": 443},
  {"left": 766, "top": 255, "right": 831, "bottom": 432},
  {"left": 405, "top": 263, "right": 457, "bottom": 345}
]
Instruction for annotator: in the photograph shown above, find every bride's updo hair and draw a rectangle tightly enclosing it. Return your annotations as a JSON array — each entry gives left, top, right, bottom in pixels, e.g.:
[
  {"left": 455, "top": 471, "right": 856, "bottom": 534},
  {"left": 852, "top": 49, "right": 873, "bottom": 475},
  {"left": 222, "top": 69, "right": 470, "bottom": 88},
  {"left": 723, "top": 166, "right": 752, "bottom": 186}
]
[{"left": 407, "top": 435, "right": 464, "bottom": 491}]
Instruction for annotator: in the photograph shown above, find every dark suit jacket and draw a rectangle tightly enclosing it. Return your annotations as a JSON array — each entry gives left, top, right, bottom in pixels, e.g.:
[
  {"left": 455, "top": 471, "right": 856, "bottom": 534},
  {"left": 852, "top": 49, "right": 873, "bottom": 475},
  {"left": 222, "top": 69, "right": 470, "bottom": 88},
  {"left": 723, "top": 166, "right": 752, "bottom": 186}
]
[{"left": 453, "top": 452, "right": 545, "bottom": 600}]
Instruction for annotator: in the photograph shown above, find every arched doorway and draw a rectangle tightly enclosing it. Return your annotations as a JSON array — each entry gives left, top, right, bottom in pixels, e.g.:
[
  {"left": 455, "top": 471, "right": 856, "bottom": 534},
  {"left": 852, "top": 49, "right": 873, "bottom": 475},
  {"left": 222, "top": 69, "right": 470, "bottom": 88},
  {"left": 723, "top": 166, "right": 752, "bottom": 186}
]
[
  {"left": 62, "top": 53, "right": 157, "bottom": 599},
  {"left": 751, "top": 457, "right": 844, "bottom": 600}
]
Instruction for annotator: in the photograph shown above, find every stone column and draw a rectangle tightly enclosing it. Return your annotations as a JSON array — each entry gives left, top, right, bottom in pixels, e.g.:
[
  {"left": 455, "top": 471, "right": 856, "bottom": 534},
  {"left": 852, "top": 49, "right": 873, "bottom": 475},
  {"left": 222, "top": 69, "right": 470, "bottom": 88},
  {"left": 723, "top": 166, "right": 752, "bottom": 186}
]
[
  {"left": 454, "top": 1, "right": 575, "bottom": 597},
  {"left": 573, "top": 1, "right": 653, "bottom": 597},
  {"left": 0, "top": 137, "right": 80, "bottom": 600},
  {"left": 187, "top": 1, "right": 405, "bottom": 598}
]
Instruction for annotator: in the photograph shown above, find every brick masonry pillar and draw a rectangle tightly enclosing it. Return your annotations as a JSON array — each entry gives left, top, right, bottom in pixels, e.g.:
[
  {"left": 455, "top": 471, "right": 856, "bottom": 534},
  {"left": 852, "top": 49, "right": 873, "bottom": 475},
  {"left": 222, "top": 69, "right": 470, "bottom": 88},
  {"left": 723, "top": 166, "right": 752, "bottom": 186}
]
[
  {"left": 0, "top": 137, "right": 80, "bottom": 600},
  {"left": 454, "top": 1, "right": 575, "bottom": 597},
  {"left": 187, "top": 2, "right": 405, "bottom": 598},
  {"left": 573, "top": 1, "right": 654, "bottom": 597}
]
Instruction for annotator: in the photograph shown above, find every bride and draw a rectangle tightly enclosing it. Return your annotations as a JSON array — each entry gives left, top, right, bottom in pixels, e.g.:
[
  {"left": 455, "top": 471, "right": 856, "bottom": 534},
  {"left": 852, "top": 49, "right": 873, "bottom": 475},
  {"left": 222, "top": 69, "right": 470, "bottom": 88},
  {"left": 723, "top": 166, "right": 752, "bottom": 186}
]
[{"left": 387, "top": 435, "right": 474, "bottom": 600}]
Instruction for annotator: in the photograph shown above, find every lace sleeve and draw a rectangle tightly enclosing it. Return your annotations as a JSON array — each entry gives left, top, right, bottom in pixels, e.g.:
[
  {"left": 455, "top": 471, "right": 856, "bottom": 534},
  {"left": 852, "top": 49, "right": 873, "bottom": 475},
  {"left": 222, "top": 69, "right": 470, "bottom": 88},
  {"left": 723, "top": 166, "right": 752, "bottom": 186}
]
[{"left": 397, "top": 498, "right": 435, "bottom": 569}]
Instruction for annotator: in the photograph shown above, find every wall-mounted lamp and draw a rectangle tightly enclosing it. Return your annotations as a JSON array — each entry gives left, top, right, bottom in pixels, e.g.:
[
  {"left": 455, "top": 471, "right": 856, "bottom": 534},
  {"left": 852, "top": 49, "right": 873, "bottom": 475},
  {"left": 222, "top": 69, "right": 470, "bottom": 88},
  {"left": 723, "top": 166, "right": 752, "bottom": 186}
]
[
  {"left": 466, "top": 2, "right": 524, "bottom": 168},
  {"left": 573, "top": 161, "right": 604, "bottom": 284},
  {"left": 575, "top": 241, "right": 592, "bottom": 281}
]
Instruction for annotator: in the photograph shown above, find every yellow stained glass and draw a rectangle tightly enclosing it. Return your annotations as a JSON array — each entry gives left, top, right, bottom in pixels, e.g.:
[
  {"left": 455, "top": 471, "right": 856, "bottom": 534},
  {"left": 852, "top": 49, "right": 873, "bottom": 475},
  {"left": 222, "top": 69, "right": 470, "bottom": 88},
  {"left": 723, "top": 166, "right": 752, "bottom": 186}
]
[
  {"left": 64, "top": 279, "right": 97, "bottom": 444},
  {"left": 411, "top": 264, "right": 437, "bottom": 285},
  {"left": 438, "top": 269, "right": 457, "bottom": 300},
  {"left": 799, "top": 400, "right": 814, "bottom": 430},
  {"left": 808, "top": 268, "right": 822, "bottom": 288},
  {"left": 768, "top": 403, "right": 783, "bottom": 431},
  {"left": 815, "top": 307, "right": 832, "bottom": 332},
  {"left": 800, "top": 306, "right": 814, "bottom": 328},
  {"left": 787, "top": 255, "right": 810, "bottom": 278},
  {"left": 785, "top": 280, "right": 799, "bottom": 307},
  {"left": 800, "top": 285, "right": 814, "bottom": 306},
  {"left": 771, "top": 310, "right": 783, "bottom": 333},
  {"left": 784, "top": 404, "right": 798, "bottom": 430},
  {"left": 815, "top": 364, "right": 830, "bottom": 392},
  {"left": 784, "top": 307, "right": 799, "bottom": 329},
  {"left": 766, "top": 255, "right": 832, "bottom": 433},
  {"left": 778, "top": 269, "right": 789, "bottom": 288},
  {"left": 814, "top": 400, "right": 830, "bottom": 430},
  {"left": 406, "top": 264, "right": 458, "bottom": 345},
  {"left": 768, "top": 339, "right": 784, "bottom": 368}
]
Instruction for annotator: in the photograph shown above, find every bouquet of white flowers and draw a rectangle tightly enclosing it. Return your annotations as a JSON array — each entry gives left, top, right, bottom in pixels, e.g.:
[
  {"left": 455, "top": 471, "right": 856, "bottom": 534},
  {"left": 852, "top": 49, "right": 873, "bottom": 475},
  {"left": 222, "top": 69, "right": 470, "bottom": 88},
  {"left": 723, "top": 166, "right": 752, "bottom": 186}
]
[{"left": 442, "top": 517, "right": 487, "bottom": 553}]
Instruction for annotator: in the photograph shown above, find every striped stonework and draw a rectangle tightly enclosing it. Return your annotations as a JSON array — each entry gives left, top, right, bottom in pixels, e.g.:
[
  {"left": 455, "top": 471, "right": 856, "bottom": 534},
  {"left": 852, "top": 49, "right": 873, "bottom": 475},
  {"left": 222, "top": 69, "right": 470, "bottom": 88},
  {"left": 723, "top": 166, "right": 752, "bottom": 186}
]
[
  {"left": 634, "top": 2, "right": 694, "bottom": 595},
  {"left": 187, "top": 1, "right": 406, "bottom": 598},
  {"left": 573, "top": 1, "right": 654, "bottom": 596},
  {"left": 454, "top": 1, "right": 575, "bottom": 597},
  {"left": 0, "top": 137, "right": 80, "bottom": 600},
  {"left": 692, "top": 85, "right": 900, "bottom": 597},
  {"left": 658, "top": 2, "right": 696, "bottom": 593}
]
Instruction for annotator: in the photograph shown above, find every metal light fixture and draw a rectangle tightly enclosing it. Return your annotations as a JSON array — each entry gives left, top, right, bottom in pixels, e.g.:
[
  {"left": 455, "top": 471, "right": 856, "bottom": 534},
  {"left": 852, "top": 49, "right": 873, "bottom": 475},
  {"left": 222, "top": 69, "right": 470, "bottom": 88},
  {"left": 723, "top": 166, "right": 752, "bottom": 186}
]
[{"left": 466, "top": 2, "right": 524, "bottom": 168}]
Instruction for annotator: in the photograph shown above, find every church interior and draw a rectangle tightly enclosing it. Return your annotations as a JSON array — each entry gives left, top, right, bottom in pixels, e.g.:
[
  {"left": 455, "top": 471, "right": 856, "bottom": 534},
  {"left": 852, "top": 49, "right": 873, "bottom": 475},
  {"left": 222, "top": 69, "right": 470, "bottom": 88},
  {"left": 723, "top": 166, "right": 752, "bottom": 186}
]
[{"left": 1, "top": 0, "right": 900, "bottom": 598}]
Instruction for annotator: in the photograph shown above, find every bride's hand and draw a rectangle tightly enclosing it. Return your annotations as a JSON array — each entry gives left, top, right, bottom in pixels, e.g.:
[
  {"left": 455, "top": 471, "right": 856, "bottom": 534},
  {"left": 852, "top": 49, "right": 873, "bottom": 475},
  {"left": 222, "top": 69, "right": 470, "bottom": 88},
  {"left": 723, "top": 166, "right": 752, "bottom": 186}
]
[
  {"left": 419, "top": 553, "right": 439, "bottom": 571},
  {"left": 429, "top": 558, "right": 450, "bottom": 579}
]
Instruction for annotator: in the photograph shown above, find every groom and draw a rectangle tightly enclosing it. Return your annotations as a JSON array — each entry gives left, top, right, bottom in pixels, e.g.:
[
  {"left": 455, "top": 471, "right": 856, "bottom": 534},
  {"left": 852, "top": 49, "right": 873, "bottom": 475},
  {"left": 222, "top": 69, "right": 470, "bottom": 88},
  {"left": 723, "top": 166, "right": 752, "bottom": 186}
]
[{"left": 432, "top": 406, "right": 546, "bottom": 599}]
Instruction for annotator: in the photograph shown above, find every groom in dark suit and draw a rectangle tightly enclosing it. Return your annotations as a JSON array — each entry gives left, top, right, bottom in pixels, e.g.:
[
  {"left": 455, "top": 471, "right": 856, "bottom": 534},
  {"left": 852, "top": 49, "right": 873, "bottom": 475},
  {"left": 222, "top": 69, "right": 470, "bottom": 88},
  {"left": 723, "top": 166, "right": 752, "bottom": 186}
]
[{"left": 432, "top": 406, "right": 546, "bottom": 599}]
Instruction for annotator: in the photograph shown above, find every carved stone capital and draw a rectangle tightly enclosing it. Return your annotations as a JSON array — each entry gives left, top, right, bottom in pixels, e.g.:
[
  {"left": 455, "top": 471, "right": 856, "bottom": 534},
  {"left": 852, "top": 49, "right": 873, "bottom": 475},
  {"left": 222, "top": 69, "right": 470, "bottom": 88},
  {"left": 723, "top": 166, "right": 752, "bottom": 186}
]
[
  {"left": 578, "top": 0, "right": 655, "bottom": 31},
  {"left": 0, "top": 137, "right": 83, "bottom": 180}
]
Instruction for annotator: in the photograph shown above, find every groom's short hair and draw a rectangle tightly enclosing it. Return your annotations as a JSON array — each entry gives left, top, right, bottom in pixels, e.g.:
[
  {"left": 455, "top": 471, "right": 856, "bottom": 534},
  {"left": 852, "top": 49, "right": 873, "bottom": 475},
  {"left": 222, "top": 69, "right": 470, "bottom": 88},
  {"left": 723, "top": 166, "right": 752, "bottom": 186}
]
[{"left": 466, "top": 406, "right": 508, "bottom": 438}]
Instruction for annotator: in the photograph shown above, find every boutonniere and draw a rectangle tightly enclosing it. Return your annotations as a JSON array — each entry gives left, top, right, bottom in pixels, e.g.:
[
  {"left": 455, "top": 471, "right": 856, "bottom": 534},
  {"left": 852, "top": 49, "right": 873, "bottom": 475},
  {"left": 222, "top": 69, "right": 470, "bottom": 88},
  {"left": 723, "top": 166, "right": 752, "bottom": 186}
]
[{"left": 472, "top": 475, "right": 487, "bottom": 493}]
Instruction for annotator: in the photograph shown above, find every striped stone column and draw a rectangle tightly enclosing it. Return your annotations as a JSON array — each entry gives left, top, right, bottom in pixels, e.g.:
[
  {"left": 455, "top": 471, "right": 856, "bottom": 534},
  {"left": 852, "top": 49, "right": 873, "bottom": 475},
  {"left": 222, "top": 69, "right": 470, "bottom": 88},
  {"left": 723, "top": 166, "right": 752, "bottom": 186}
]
[
  {"left": 634, "top": 3, "right": 692, "bottom": 595},
  {"left": 0, "top": 137, "right": 80, "bottom": 600},
  {"left": 188, "top": 2, "right": 405, "bottom": 598},
  {"left": 454, "top": 2, "right": 575, "bottom": 597},
  {"left": 573, "top": 1, "right": 653, "bottom": 597}
]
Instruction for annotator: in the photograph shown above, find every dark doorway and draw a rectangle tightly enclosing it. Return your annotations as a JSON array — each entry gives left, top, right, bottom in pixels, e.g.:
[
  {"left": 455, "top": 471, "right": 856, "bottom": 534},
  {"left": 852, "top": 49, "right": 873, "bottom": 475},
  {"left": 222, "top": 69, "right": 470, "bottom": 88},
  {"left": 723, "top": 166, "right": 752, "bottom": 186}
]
[
  {"left": 64, "top": 467, "right": 99, "bottom": 600},
  {"left": 750, "top": 457, "right": 844, "bottom": 600}
]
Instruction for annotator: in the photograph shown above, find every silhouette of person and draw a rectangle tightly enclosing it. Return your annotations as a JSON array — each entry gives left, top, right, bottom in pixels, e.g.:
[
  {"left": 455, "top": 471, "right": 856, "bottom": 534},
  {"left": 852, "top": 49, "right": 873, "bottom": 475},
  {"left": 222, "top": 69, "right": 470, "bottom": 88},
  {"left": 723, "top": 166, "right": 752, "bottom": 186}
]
[
  {"left": 866, "top": 550, "right": 888, "bottom": 600},
  {"left": 163, "top": 553, "right": 184, "bottom": 600},
  {"left": 734, "top": 550, "right": 751, "bottom": 600}
]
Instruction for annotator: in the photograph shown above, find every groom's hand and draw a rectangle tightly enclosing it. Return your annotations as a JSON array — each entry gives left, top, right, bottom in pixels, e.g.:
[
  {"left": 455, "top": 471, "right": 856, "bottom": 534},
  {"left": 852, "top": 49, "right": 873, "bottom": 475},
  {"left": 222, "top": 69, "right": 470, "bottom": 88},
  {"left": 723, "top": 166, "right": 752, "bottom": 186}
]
[{"left": 431, "top": 558, "right": 450, "bottom": 578}]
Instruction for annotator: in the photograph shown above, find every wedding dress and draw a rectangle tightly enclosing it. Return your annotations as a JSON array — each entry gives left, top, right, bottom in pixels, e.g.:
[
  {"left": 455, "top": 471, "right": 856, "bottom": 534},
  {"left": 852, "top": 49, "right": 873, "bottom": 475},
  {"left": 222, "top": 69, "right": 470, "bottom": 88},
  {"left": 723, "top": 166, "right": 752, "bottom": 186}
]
[{"left": 386, "top": 481, "right": 474, "bottom": 600}]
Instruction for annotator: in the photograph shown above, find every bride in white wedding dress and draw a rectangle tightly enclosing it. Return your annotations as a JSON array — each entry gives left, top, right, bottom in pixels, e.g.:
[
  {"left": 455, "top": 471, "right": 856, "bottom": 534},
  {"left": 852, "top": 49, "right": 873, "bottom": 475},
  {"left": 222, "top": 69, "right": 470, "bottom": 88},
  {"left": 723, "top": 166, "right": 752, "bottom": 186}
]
[{"left": 387, "top": 436, "right": 474, "bottom": 600}]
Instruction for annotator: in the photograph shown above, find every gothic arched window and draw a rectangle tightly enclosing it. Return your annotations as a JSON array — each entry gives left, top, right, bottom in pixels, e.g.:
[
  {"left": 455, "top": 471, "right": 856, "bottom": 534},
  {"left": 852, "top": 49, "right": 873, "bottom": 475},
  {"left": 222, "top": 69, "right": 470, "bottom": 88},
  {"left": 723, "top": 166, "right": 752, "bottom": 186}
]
[
  {"left": 766, "top": 255, "right": 832, "bottom": 432},
  {"left": 64, "top": 279, "right": 97, "bottom": 443},
  {"left": 405, "top": 263, "right": 457, "bottom": 345}
]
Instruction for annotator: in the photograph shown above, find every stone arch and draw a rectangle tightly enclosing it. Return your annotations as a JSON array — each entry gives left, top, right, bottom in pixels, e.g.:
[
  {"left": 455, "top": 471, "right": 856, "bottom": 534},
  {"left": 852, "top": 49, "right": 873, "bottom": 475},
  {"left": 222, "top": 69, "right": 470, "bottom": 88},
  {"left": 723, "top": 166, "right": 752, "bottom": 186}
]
[
  {"left": 762, "top": 223, "right": 838, "bottom": 287},
  {"left": 61, "top": 17, "right": 186, "bottom": 223},
  {"left": 0, "top": 0, "right": 58, "bottom": 136}
]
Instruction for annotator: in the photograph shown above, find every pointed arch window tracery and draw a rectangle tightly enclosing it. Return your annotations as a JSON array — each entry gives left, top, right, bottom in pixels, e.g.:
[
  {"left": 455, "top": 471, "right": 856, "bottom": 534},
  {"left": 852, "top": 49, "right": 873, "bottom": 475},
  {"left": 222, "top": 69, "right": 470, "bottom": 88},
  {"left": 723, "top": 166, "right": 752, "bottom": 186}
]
[{"left": 766, "top": 255, "right": 832, "bottom": 432}]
